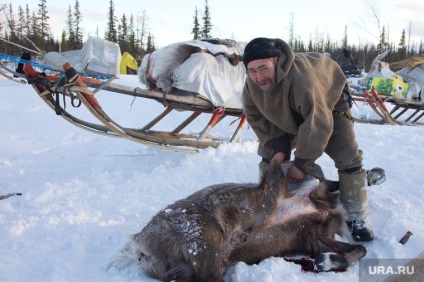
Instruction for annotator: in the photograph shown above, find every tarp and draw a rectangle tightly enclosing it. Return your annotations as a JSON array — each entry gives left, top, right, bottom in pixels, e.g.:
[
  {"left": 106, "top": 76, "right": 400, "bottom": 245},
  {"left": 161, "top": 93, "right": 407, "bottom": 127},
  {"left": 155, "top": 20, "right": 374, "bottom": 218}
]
[
  {"left": 139, "top": 39, "right": 247, "bottom": 109},
  {"left": 120, "top": 52, "right": 138, "bottom": 74},
  {"left": 396, "top": 62, "right": 424, "bottom": 98},
  {"left": 364, "top": 62, "right": 422, "bottom": 99},
  {"left": 41, "top": 37, "right": 121, "bottom": 77}
]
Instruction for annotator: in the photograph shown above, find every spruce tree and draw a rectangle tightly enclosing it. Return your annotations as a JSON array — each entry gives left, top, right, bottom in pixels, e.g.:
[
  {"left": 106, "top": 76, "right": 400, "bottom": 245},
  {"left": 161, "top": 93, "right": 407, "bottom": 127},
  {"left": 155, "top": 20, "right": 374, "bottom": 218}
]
[
  {"left": 191, "top": 6, "right": 200, "bottom": 40},
  {"left": 24, "top": 4, "right": 31, "bottom": 37},
  {"left": 342, "top": 26, "right": 348, "bottom": 49},
  {"left": 29, "top": 11, "right": 38, "bottom": 42},
  {"left": 106, "top": 0, "right": 117, "bottom": 42},
  {"left": 17, "top": 6, "right": 25, "bottom": 37},
  {"left": 397, "top": 29, "right": 407, "bottom": 60},
  {"left": 409, "top": 41, "right": 415, "bottom": 56},
  {"left": 377, "top": 26, "right": 387, "bottom": 54},
  {"left": 118, "top": 13, "right": 128, "bottom": 52},
  {"left": 6, "top": 4, "right": 17, "bottom": 39},
  {"left": 61, "top": 30, "right": 69, "bottom": 51},
  {"left": 146, "top": 32, "right": 155, "bottom": 53},
  {"left": 128, "top": 14, "right": 137, "bottom": 55},
  {"left": 66, "top": 4, "right": 75, "bottom": 50},
  {"left": 37, "top": 0, "right": 50, "bottom": 49},
  {"left": 201, "top": 0, "right": 212, "bottom": 39},
  {"left": 307, "top": 39, "right": 313, "bottom": 52},
  {"left": 74, "top": 0, "right": 83, "bottom": 49},
  {"left": 6, "top": 4, "right": 19, "bottom": 54}
]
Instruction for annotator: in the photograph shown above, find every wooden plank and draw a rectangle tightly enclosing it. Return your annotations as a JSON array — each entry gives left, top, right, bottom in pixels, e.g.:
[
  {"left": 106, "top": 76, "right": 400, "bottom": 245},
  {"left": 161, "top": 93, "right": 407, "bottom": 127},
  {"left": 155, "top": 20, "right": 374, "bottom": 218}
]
[
  {"left": 172, "top": 112, "right": 202, "bottom": 133},
  {"left": 141, "top": 106, "right": 174, "bottom": 130},
  {"left": 85, "top": 81, "right": 243, "bottom": 116}
]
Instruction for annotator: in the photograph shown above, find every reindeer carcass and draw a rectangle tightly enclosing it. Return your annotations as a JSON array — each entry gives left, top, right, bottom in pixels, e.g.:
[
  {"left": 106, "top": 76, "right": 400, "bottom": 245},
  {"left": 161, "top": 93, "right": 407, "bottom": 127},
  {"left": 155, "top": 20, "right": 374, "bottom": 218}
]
[{"left": 109, "top": 163, "right": 366, "bottom": 281}]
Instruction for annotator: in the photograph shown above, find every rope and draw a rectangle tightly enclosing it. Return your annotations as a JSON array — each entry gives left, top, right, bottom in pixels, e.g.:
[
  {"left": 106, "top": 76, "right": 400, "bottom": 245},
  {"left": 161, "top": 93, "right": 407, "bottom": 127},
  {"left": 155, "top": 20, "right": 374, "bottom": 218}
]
[
  {"left": 27, "top": 73, "right": 84, "bottom": 114},
  {"left": 332, "top": 84, "right": 356, "bottom": 122},
  {"left": 332, "top": 107, "right": 355, "bottom": 122}
]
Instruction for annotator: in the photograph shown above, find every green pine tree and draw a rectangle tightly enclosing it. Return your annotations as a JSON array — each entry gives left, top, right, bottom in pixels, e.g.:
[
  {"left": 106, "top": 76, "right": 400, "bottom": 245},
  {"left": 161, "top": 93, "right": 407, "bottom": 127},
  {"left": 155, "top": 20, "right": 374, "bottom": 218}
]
[
  {"left": 106, "top": 0, "right": 117, "bottom": 42},
  {"left": 191, "top": 6, "right": 200, "bottom": 40},
  {"left": 73, "top": 0, "right": 83, "bottom": 49},
  {"left": 397, "top": 29, "right": 407, "bottom": 60},
  {"left": 37, "top": 0, "right": 50, "bottom": 49},
  {"left": 201, "top": 0, "right": 212, "bottom": 39},
  {"left": 66, "top": 4, "right": 75, "bottom": 50}
]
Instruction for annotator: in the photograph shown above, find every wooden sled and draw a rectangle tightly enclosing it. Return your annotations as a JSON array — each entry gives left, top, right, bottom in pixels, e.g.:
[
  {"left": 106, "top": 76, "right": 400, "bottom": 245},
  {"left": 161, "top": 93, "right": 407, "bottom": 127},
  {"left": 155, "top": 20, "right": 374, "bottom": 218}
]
[
  {"left": 352, "top": 87, "right": 424, "bottom": 126},
  {"left": 23, "top": 62, "right": 246, "bottom": 153}
]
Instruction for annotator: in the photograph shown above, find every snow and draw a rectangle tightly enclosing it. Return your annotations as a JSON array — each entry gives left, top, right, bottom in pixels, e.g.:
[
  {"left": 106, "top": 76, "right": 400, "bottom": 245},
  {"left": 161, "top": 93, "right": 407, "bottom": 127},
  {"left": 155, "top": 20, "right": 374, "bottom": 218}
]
[{"left": 1, "top": 74, "right": 424, "bottom": 282}]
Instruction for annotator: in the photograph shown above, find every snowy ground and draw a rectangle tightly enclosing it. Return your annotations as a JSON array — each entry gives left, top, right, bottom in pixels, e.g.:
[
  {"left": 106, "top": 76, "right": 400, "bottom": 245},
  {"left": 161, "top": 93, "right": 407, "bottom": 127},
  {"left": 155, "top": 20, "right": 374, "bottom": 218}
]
[{"left": 1, "top": 75, "right": 423, "bottom": 282}]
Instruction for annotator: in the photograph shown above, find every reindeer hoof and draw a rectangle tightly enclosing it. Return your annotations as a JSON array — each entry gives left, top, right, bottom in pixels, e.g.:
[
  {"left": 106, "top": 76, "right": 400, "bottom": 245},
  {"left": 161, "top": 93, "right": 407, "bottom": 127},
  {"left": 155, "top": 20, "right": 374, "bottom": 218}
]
[{"left": 313, "top": 252, "right": 349, "bottom": 272}]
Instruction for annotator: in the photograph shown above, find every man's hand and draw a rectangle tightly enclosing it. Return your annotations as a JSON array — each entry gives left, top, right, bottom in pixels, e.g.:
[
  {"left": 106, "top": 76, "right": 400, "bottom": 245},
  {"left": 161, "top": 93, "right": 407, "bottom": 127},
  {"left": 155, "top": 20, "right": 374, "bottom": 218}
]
[
  {"left": 271, "top": 152, "right": 286, "bottom": 165},
  {"left": 287, "top": 165, "right": 306, "bottom": 184},
  {"left": 271, "top": 152, "right": 306, "bottom": 183}
]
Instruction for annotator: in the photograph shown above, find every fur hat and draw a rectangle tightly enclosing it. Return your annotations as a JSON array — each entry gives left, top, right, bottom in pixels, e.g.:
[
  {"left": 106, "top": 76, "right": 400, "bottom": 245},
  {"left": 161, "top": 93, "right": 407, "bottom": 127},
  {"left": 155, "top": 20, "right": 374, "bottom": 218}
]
[{"left": 242, "top": 38, "right": 283, "bottom": 68}]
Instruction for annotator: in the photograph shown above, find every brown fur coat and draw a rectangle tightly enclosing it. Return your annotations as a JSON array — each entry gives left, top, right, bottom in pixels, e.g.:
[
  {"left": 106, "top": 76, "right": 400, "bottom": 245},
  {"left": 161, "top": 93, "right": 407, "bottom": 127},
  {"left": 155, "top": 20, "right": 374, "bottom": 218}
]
[{"left": 243, "top": 40, "right": 358, "bottom": 179}]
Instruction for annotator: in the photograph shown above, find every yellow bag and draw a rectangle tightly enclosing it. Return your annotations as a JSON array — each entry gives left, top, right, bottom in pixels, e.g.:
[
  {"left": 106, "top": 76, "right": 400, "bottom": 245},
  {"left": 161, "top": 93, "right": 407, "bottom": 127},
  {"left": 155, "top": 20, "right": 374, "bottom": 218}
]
[{"left": 366, "top": 74, "right": 408, "bottom": 97}]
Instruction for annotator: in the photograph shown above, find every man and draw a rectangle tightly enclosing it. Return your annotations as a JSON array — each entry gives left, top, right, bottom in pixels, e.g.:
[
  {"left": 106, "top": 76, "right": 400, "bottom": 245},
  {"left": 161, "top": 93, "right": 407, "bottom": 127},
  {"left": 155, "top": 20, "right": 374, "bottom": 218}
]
[
  {"left": 338, "top": 48, "right": 354, "bottom": 68},
  {"left": 242, "top": 37, "right": 385, "bottom": 242}
]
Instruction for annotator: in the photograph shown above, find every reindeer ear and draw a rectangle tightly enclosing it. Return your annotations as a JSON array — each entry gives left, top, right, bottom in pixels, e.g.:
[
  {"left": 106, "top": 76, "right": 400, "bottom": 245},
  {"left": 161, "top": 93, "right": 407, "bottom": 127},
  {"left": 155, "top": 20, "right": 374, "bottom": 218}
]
[
  {"left": 323, "top": 180, "right": 340, "bottom": 193},
  {"left": 314, "top": 180, "right": 340, "bottom": 197},
  {"left": 261, "top": 162, "right": 287, "bottom": 193},
  {"left": 312, "top": 180, "right": 340, "bottom": 208}
]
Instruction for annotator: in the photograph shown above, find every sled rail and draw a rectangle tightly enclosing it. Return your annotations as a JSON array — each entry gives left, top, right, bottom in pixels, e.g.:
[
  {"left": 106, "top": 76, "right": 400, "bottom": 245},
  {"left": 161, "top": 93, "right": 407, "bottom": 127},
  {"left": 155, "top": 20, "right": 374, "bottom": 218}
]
[{"left": 83, "top": 80, "right": 243, "bottom": 116}]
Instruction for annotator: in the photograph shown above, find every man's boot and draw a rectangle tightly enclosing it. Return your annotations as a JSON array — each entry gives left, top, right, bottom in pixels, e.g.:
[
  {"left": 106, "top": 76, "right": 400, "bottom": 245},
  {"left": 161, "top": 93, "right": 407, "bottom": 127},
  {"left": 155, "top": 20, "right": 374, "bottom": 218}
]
[
  {"left": 339, "top": 169, "right": 377, "bottom": 242},
  {"left": 366, "top": 167, "right": 386, "bottom": 186}
]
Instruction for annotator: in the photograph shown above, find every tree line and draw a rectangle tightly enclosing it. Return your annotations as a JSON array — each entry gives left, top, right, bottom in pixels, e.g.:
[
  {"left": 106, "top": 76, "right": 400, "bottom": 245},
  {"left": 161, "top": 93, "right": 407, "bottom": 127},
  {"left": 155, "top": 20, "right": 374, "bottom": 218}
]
[{"left": 0, "top": 0, "right": 422, "bottom": 72}]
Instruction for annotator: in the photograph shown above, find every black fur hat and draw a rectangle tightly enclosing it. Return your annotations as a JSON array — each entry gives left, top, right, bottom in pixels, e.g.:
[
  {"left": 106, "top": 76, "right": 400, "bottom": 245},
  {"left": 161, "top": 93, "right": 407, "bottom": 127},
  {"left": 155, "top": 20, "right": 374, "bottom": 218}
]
[{"left": 242, "top": 38, "right": 282, "bottom": 68}]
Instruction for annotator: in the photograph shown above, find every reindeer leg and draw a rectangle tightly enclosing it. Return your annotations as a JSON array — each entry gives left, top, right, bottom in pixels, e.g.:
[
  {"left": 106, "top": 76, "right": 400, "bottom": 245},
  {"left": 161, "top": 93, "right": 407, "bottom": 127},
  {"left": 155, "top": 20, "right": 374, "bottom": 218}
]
[
  {"left": 190, "top": 222, "right": 225, "bottom": 282},
  {"left": 229, "top": 212, "right": 342, "bottom": 265},
  {"left": 313, "top": 238, "right": 367, "bottom": 272},
  {"left": 228, "top": 221, "right": 304, "bottom": 265}
]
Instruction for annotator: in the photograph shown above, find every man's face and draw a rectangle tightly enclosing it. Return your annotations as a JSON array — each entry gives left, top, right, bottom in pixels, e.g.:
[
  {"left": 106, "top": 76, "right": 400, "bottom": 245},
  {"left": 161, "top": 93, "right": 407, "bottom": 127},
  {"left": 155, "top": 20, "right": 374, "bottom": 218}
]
[{"left": 247, "top": 58, "right": 277, "bottom": 92}]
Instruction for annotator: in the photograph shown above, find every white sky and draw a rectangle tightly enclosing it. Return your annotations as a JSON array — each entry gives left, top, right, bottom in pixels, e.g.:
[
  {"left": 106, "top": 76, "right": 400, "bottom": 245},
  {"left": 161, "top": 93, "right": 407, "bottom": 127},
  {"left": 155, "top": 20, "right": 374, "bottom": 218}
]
[{"left": 2, "top": 0, "right": 424, "bottom": 48}]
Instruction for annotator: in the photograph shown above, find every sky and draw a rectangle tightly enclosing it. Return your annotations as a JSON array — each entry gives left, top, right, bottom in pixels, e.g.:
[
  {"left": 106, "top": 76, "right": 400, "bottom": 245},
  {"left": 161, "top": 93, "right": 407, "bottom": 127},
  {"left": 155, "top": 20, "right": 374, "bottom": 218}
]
[
  {"left": 2, "top": 0, "right": 424, "bottom": 48},
  {"left": 1, "top": 70, "right": 424, "bottom": 281}
]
